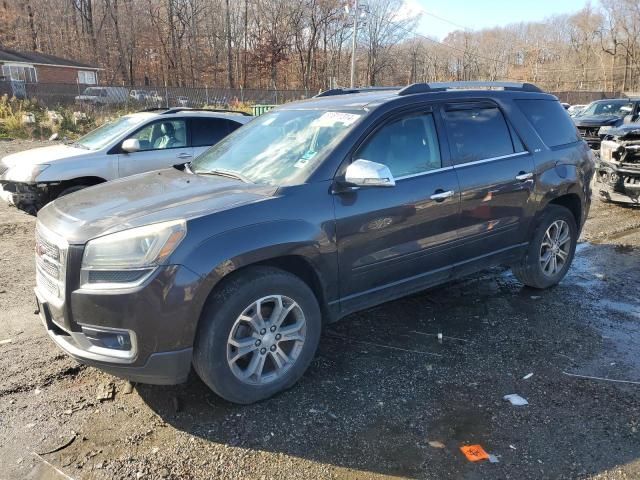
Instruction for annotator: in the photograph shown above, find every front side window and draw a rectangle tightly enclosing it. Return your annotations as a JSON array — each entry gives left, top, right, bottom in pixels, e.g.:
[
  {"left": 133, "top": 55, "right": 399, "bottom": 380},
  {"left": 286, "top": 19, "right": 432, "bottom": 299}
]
[
  {"left": 191, "top": 109, "right": 364, "bottom": 185},
  {"left": 444, "top": 106, "right": 516, "bottom": 164},
  {"left": 355, "top": 113, "right": 441, "bottom": 178},
  {"left": 128, "top": 120, "right": 187, "bottom": 151},
  {"left": 73, "top": 115, "right": 149, "bottom": 150}
]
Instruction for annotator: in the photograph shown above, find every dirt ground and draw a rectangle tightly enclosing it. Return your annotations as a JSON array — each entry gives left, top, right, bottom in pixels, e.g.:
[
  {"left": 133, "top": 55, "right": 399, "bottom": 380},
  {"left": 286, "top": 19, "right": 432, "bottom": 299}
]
[{"left": 0, "top": 139, "right": 639, "bottom": 480}]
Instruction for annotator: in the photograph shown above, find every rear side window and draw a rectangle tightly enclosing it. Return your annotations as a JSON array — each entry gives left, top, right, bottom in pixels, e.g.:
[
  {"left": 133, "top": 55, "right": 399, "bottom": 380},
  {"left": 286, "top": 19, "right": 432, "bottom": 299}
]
[
  {"left": 191, "top": 118, "right": 241, "bottom": 147},
  {"left": 515, "top": 99, "right": 580, "bottom": 147},
  {"left": 443, "top": 106, "right": 516, "bottom": 164}
]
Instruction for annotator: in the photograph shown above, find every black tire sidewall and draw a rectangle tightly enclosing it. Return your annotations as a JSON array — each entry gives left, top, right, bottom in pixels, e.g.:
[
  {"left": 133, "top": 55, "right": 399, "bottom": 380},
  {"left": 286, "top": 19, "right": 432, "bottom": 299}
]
[
  {"left": 525, "top": 205, "right": 578, "bottom": 288},
  {"left": 193, "top": 268, "right": 321, "bottom": 404}
]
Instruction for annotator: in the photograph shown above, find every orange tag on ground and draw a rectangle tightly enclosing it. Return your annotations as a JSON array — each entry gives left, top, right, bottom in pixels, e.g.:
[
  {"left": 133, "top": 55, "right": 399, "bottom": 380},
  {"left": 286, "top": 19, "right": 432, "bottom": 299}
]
[{"left": 460, "top": 444, "right": 490, "bottom": 462}]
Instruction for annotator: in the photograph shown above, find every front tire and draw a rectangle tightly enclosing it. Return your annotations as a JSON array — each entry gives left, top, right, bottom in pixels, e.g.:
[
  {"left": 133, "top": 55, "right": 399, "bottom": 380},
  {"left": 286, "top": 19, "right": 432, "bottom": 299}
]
[
  {"left": 512, "top": 205, "right": 578, "bottom": 289},
  {"left": 193, "top": 267, "right": 322, "bottom": 404}
]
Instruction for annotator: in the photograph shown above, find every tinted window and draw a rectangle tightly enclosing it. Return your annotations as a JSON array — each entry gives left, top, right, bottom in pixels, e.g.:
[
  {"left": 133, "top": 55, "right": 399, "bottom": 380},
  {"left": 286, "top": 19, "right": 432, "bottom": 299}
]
[
  {"left": 515, "top": 99, "right": 581, "bottom": 147},
  {"left": 356, "top": 113, "right": 441, "bottom": 178},
  {"left": 192, "top": 118, "right": 241, "bottom": 147},
  {"left": 444, "top": 106, "right": 515, "bottom": 164}
]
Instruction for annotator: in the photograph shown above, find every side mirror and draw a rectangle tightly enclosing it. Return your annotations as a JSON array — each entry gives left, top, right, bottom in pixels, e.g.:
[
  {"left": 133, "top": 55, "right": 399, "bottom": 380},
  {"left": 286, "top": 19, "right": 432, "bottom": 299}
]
[
  {"left": 121, "top": 138, "right": 141, "bottom": 153},
  {"left": 343, "top": 159, "right": 395, "bottom": 188}
]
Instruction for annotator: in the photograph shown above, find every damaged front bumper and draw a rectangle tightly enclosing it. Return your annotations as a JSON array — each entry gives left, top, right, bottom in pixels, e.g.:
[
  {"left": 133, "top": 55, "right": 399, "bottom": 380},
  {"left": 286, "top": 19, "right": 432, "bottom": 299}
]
[
  {"left": 595, "top": 140, "right": 640, "bottom": 204},
  {"left": 0, "top": 182, "right": 56, "bottom": 213}
]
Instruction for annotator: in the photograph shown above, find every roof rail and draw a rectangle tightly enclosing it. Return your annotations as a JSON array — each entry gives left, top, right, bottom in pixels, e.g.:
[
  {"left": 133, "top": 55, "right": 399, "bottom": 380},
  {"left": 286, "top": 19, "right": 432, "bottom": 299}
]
[
  {"left": 398, "top": 81, "right": 543, "bottom": 96},
  {"left": 314, "top": 86, "right": 400, "bottom": 98},
  {"left": 159, "top": 107, "right": 252, "bottom": 116}
]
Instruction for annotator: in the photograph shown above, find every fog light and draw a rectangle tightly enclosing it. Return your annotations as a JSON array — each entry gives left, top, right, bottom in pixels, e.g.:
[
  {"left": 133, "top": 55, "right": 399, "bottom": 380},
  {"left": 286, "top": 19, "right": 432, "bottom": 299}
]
[{"left": 82, "top": 326, "right": 132, "bottom": 351}]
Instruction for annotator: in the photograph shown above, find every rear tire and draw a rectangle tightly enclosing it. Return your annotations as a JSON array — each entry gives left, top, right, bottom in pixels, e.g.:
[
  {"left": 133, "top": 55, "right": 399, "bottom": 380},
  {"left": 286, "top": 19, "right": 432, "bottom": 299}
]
[
  {"left": 193, "top": 266, "right": 322, "bottom": 404},
  {"left": 512, "top": 205, "right": 578, "bottom": 289}
]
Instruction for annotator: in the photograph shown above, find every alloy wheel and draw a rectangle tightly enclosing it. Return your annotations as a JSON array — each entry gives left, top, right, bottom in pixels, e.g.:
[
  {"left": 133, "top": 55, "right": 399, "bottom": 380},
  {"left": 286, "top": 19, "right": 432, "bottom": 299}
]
[
  {"left": 539, "top": 219, "right": 571, "bottom": 277},
  {"left": 226, "top": 295, "right": 306, "bottom": 385}
]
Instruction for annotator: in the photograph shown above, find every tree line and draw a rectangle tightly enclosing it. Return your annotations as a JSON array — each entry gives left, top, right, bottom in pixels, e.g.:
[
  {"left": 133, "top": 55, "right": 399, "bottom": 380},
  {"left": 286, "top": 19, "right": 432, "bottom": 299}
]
[{"left": 2, "top": 0, "right": 640, "bottom": 93}]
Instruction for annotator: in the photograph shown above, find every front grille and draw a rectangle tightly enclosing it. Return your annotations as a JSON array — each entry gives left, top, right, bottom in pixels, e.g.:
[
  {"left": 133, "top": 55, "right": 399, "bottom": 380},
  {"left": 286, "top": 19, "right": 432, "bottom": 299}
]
[
  {"left": 578, "top": 127, "right": 599, "bottom": 138},
  {"left": 0, "top": 164, "right": 7, "bottom": 176},
  {"left": 35, "top": 224, "right": 67, "bottom": 303},
  {"left": 36, "top": 269, "right": 59, "bottom": 298}
]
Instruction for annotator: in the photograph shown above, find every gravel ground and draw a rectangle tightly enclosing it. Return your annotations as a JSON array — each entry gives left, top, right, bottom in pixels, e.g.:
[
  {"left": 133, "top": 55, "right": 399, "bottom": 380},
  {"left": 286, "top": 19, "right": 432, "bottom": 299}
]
[{"left": 0, "top": 139, "right": 639, "bottom": 480}]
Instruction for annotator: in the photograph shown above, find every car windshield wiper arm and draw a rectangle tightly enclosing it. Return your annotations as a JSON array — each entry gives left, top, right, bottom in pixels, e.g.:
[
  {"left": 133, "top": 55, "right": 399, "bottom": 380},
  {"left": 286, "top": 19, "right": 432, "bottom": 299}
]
[{"left": 195, "top": 168, "right": 253, "bottom": 184}]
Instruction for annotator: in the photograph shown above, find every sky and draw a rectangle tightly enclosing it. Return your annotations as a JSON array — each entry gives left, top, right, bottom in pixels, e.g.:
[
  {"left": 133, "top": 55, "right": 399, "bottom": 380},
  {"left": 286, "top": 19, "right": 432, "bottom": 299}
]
[{"left": 401, "top": 0, "right": 592, "bottom": 40}]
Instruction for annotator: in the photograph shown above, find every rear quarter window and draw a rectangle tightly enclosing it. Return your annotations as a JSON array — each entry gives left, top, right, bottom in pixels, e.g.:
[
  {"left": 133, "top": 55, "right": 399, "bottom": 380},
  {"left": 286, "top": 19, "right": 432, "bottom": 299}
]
[{"left": 515, "top": 99, "right": 580, "bottom": 148}]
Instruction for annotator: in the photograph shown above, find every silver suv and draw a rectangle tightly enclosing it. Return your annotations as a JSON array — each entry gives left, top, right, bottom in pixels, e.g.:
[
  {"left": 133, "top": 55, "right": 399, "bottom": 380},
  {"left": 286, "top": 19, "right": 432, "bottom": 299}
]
[{"left": 0, "top": 108, "right": 252, "bottom": 213}]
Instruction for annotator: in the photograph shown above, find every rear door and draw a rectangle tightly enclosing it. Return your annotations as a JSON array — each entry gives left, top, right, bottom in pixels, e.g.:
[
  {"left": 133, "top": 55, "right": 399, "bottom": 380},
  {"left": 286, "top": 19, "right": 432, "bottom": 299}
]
[
  {"left": 117, "top": 118, "right": 192, "bottom": 177},
  {"left": 441, "top": 101, "right": 535, "bottom": 271},
  {"left": 189, "top": 117, "right": 244, "bottom": 157},
  {"left": 334, "top": 108, "right": 461, "bottom": 312}
]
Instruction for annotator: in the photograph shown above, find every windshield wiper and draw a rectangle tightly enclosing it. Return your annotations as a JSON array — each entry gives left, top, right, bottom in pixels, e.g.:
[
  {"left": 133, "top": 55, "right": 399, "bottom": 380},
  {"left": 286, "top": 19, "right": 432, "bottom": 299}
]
[
  {"left": 69, "top": 141, "right": 89, "bottom": 150},
  {"left": 195, "top": 168, "right": 253, "bottom": 184}
]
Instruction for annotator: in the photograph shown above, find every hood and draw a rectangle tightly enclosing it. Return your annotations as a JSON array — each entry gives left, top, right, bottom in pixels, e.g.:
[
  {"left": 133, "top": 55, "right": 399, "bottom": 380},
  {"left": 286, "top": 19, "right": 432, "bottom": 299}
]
[
  {"left": 1, "top": 144, "right": 91, "bottom": 168},
  {"left": 37, "top": 167, "right": 277, "bottom": 244},
  {"left": 573, "top": 115, "right": 621, "bottom": 127},
  {"left": 607, "top": 124, "right": 640, "bottom": 140}
]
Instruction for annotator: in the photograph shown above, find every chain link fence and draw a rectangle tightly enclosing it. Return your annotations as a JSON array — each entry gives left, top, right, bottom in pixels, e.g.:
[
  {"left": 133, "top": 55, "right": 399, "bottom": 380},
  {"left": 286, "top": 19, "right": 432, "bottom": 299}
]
[
  {"left": 0, "top": 80, "right": 313, "bottom": 113},
  {"left": 0, "top": 80, "right": 633, "bottom": 114}
]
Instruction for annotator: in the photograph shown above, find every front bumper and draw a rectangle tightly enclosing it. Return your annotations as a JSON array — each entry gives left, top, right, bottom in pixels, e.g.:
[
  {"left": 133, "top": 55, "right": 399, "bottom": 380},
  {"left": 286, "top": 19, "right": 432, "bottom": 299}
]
[
  {"left": 595, "top": 159, "right": 640, "bottom": 204},
  {"left": 36, "top": 263, "right": 205, "bottom": 385}
]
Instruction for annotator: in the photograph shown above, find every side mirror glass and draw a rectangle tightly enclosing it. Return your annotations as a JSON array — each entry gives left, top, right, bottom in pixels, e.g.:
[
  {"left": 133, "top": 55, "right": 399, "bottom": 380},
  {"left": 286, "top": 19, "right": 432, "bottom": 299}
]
[
  {"left": 343, "top": 159, "right": 395, "bottom": 188},
  {"left": 121, "top": 138, "right": 141, "bottom": 153}
]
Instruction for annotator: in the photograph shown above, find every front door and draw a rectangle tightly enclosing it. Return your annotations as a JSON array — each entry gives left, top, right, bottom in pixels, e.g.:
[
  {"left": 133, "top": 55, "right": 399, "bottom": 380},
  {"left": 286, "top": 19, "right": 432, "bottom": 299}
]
[
  {"left": 441, "top": 101, "right": 536, "bottom": 271},
  {"left": 118, "top": 119, "right": 193, "bottom": 177},
  {"left": 334, "top": 109, "right": 461, "bottom": 313}
]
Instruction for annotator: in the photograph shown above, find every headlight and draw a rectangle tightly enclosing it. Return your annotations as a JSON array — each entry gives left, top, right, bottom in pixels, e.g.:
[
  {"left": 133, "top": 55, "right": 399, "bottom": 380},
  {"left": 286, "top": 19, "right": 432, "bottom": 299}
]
[
  {"left": 80, "top": 220, "right": 186, "bottom": 289},
  {"left": 2, "top": 164, "right": 49, "bottom": 182}
]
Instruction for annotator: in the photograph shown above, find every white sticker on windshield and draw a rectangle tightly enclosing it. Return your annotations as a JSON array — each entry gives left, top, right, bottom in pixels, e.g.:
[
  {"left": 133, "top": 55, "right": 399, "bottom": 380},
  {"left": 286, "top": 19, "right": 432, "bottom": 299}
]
[{"left": 311, "top": 111, "right": 360, "bottom": 127}]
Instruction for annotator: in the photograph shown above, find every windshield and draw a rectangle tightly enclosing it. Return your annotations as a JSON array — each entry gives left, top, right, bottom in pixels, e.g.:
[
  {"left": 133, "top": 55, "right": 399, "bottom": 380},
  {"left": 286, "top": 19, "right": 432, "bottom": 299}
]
[
  {"left": 191, "top": 109, "right": 364, "bottom": 185},
  {"left": 73, "top": 115, "right": 148, "bottom": 150},
  {"left": 579, "top": 101, "right": 632, "bottom": 117}
]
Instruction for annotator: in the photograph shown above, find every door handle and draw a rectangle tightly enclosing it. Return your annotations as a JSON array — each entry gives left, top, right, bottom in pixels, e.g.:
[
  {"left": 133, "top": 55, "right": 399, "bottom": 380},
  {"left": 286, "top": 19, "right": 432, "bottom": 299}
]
[
  {"left": 430, "top": 190, "right": 455, "bottom": 201},
  {"left": 516, "top": 172, "right": 534, "bottom": 181},
  {"left": 178, "top": 152, "right": 192, "bottom": 159}
]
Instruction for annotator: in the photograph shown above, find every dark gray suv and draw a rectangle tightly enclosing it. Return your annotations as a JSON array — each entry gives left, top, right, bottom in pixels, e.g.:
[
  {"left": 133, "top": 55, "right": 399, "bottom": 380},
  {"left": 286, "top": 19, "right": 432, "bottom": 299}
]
[{"left": 35, "top": 82, "right": 594, "bottom": 404}]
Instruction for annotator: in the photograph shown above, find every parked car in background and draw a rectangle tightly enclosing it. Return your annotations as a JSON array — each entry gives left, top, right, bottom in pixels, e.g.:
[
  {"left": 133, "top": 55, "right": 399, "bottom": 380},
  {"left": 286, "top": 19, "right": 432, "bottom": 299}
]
[
  {"left": 567, "top": 104, "right": 587, "bottom": 117},
  {"left": 130, "top": 90, "right": 163, "bottom": 105},
  {"left": 596, "top": 124, "right": 640, "bottom": 204},
  {"left": 33, "top": 82, "right": 594, "bottom": 404},
  {"left": 0, "top": 108, "right": 251, "bottom": 213},
  {"left": 573, "top": 98, "right": 640, "bottom": 148},
  {"left": 561, "top": 102, "right": 570, "bottom": 110},
  {"left": 75, "top": 86, "right": 129, "bottom": 105},
  {"left": 175, "top": 96, "right": 190, "bottom": 107}
]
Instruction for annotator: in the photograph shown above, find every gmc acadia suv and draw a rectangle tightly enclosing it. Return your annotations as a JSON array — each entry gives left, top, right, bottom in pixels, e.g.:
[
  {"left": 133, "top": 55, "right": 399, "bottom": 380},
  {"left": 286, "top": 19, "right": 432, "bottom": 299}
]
[{"left": 34, "top": 82, "right": 594, "bottom": 404}]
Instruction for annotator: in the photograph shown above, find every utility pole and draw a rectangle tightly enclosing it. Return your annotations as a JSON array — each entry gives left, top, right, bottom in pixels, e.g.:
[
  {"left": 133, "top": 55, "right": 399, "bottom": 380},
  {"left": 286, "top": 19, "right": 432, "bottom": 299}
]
[{"left": 350, "top": 0, "right": 359, "bottom": 88}]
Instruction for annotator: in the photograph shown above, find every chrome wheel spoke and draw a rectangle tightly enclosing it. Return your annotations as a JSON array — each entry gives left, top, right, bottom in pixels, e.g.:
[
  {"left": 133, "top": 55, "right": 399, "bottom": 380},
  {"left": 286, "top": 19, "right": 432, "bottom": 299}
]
[
  {"left": 273, "top": 303, "right": 296, "bottom": 328},
  {"left": 270, "top": 346, "right": 290, "bottom": 370},
  {"left": 243, "top": 351, "right": 267, "bottom": 381},
  {"left": 556, "top": 248, "right": 568, "bottom": 261},
  {"left": 279, "top": 320, "right": 305, "bottom": 342},
  {"left": 229, "top": 337, "right": 258, "bottom": 364}
]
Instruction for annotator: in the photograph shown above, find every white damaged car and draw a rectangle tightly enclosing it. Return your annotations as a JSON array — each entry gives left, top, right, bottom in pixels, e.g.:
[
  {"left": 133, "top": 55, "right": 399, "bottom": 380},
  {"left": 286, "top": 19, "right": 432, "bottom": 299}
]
[{"left": 0, "top": 108, "right": 251, "bottom": 213}]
